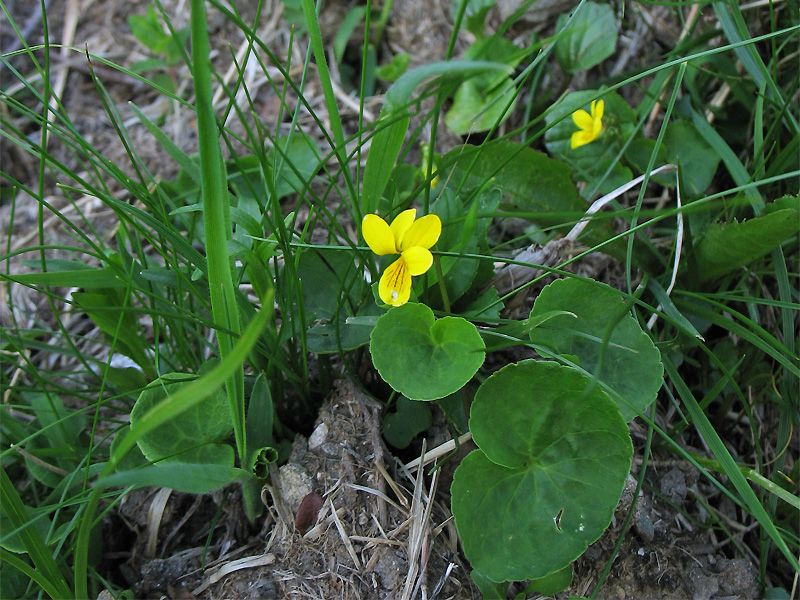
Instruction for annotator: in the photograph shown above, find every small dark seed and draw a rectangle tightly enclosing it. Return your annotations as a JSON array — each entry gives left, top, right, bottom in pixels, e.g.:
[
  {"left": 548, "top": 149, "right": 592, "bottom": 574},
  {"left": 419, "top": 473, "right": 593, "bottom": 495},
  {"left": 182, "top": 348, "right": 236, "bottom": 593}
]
[{"left": 295, "top": 492, "right": 324, "bottom": 535}]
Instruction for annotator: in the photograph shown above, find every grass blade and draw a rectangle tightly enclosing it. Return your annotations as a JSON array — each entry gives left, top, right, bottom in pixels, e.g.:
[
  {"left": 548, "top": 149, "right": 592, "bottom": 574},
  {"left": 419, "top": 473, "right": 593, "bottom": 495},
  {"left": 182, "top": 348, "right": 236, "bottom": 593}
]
[
  {"left": 664, "top": 358, "right": 799, "bottom": 572},
  {"left": 0, "top": 469, "right": 72, "bottom": 599},
  {"left": 190, "top": 0, "right": 245, "bottom": 462}
]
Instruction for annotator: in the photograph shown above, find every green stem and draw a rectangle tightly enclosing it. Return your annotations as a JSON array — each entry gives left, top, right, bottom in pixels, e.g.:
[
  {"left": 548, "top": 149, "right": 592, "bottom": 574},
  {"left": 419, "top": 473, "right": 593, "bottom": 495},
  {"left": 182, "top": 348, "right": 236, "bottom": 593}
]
[{"left": 433, "top": 255, "right": 451, "bottom": 315}]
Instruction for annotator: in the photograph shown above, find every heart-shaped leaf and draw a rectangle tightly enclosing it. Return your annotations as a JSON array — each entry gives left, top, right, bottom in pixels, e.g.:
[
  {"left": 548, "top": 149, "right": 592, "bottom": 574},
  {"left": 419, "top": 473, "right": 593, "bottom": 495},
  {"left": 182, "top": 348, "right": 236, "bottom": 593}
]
[
  {"left": 369, "top": 303, "right": 485, "bottom": 401},
  {"left": 452, "top": 360, "right": 632, "bottom": 582},
  {"left": 529, "top": 278, "right": 663, "bottom": 421},
  {"left": 382, "top": 396, "right": 432, "bottom": 448}
]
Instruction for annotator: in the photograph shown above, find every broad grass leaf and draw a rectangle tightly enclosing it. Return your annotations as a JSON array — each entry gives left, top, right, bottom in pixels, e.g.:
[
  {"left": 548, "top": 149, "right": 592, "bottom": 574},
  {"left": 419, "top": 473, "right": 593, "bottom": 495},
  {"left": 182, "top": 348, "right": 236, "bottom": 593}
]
[
  {"left": 369, "top": 303, "right": 484, "bottom": 401},
  {"left": 452, "top": 360, "right": 632, "bottom": 581},
  {"left": 529, "top": 278, "right": 663, "bottom": 421},
  {"left": 97, "top": 463, "right": 251, "bottom": 494}
]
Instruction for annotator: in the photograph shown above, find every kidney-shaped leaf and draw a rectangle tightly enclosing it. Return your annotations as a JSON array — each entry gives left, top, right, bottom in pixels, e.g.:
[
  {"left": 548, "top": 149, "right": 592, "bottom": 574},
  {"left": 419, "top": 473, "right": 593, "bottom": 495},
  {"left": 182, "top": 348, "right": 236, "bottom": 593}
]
[
  {"left": 131, "top": 372, "right": 234, "bottom": 465},
  {"left": 529, "top": 278, "right": 662, "bottom": 421},
  {"left": 370, "top": 303, "right": 485, "bottom": 401},
  {"left": 452, "top": 360, "right": 632, "bottom": 582}
]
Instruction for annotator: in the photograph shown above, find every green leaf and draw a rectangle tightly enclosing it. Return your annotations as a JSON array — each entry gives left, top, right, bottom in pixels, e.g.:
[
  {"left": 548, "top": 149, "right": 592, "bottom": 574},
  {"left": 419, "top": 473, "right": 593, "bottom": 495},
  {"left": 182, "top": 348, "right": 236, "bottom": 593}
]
[
  {"left": 361, "top": 115, "right": 410, "bottom": 215},
  {"left": 663, "top": 120, "right": 720, "bottom": 196},
  {"left": 444, "top": 140, "right": 584, "bottom": 230},
  {"left": 130, "top": 372, "right": 234, "bottom": 465},
  {"left": 436, "top": 391, "right": 470, "bottom": 434},
  {"left": 524, "top": 564, "right": 574, "bottom": 596},
  {"left": 375, "top": 53, "right": 410, "bottom": 82},
  {"left": 382, "top": 396, "right": 432, "bottom": 448},
  {"left": 297, "top": 248, "right": 376, "bottom": 353},
  {"left": 128, "top": 6, "right": 169, "bottom": 53},
  {"left": 97, "top": 463, "right": 252, "bottom": 494},
  {"left": 451, "top": 0, "right": 497, "bottom": 37},
  {"left": 297, "top": 248, "right": 362, "bottom": 321},
  {"left": 369, "top": 303, "right": 485, "bottom": 401},
  {"left": 363, "top": 60, "right": 511, "bottom": 214},
  {"left": 452, "top": 360, "right": 632, "bottom": 582},
  {"left": 470, "top": 569, "right": 507, "bottom": 599},
  {"left": 245, "top": 372, "right": 274, "bottom": 477},
  {"left": 0, "top": 504, "right": 51, "bottom": 554},
  {"left": 0, "top": 468, "right": 72, "bottom": 599},
  {"left": 445, "top": 78, "right": 517, "bottom": 135},
  {"left": 690, "top": 205, "right": 800, "bottom": 282},
  {"left": 28, "top": 393, "right": 84, "bottom": 453},
  {"left": 529, "top": 278, "right": 663, "bottom": 421},
  {"left": 3, "top": 265, "right": 125, "bottom": 289},
  {"left": 624, "top": 136, "right": 669, "bottom": 180},
  {"left": 555, "top": 2, "right": 618, "bottom": 74},
  {"left": 279, "top": 0, "right": 307, "bottom": 31},
  {"left": 444, "top": 35, "right": 526, "bottom": 135},
  {"left": 71, "top": 290, "right": 154, "bottom": 377},
  {"left": 332, "top": 5, "right": 367, "bottom": 64},
  {"left": 268, "top": 133, "right": 322, "bottom": 199},
  {"left": 130, "top": 103, "right": 201, "bottom": 185},
  {"left": 306, "top": 304, "right": 379, "bottom": 353},
  {"left": 383, "top": 60, "right": 512, "bottom": 114}
]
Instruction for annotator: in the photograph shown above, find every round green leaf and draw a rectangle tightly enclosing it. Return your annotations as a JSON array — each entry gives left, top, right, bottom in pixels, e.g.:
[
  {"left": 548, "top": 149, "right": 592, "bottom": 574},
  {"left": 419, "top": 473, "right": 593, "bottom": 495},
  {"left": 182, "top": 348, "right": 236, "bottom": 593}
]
[
  {"left": 529, "top": 278, "right": 663, "bottom": 421},
  {"left": 131, "top": 372, "right": 234, "bottom": 465},
  {"left": 370, "top": 303, "right": 485, "bottom": 401},
  {"left": 452, "top": 360, "right": 632, "bottom": 582}
]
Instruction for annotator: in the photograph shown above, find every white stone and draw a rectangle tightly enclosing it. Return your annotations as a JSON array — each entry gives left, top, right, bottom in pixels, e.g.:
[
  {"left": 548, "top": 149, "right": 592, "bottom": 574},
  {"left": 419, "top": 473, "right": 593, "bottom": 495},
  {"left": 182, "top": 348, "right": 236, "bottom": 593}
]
[{"left": 308, "top": 422, "right": 329, "bottom": 451}]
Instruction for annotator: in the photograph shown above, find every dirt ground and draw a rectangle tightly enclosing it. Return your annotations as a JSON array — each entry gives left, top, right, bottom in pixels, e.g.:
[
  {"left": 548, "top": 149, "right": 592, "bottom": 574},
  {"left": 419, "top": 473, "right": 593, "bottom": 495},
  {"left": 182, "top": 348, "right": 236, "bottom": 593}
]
[
  {"left": 0, "top": 0, "right": 775, "bottom": 598},
  {"left": 115, "top": 378, "right": 761, "bottom": 599}
]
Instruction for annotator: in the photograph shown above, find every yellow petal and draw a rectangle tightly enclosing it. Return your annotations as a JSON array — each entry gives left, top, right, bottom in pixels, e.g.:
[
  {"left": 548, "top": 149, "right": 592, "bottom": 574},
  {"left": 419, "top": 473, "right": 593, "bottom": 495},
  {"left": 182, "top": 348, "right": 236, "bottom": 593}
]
[
  {"left": 399, "top": 214, "right": 441, "bottom": 251},
  {"left": 389, "top": 209, "right": 417, "bottom": 249},
  {"left": 401, "top": 246, "right": 433, "bottom": 276},
  {"left": 572, "top": 109, "right": 593, "bottom": 131},
  {"left": 571, "top": 129, "right": 592, "bottom": 149},
  {"left": 591, "top": 99, "right": 604, "bottom": 121},
  {"left": 362, "top": 214, "right": 396, "bottom": 255},
  {"left": 379, "top": 256, "right": 412, "bottom": 306},
  {"left": 592, "top": 117, "right": 603, "bottom": 138}
]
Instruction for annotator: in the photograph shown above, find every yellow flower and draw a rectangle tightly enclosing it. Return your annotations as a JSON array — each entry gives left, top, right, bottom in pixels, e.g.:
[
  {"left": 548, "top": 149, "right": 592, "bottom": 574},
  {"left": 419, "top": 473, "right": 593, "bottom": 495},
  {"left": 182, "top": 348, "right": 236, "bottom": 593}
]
[
  {"left": 570, "top": 99, "right": 604, "bottom": 149},
  {"left": 362, "top": 209, "right": 442, "bottom": 307}
]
